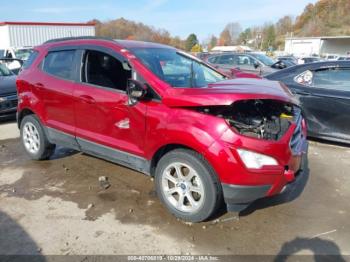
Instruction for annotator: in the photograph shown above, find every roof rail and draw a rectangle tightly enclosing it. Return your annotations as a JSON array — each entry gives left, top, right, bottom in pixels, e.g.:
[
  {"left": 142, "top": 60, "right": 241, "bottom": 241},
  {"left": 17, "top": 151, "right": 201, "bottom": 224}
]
[{"left": 44, "top": 36, "right": 114, "bottom": 44}]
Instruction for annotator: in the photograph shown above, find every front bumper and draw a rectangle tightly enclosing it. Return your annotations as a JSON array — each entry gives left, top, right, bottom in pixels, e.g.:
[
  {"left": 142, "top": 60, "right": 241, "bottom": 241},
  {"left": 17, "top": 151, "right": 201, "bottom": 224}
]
[
  {"left": 222, "top": 142, "right": 308, "bottom": 213},
  {"left": 0, "top": 94, "right": 17, "bottom": 119}
]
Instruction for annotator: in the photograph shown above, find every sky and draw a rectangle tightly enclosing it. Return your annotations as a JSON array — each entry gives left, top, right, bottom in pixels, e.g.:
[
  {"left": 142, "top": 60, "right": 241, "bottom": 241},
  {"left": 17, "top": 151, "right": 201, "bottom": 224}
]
[{"left": 1, "top": 0, "right": 318, "bottom": 41}]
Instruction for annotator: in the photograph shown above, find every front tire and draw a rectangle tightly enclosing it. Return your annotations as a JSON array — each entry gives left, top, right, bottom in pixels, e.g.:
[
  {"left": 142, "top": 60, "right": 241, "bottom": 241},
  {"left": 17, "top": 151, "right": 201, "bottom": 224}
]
[
  {"left": 155, "top": 149, "right": 222, "bottom": 222},
  {"left": 20, "top": 115, "right": 55, "bottom": 160}
]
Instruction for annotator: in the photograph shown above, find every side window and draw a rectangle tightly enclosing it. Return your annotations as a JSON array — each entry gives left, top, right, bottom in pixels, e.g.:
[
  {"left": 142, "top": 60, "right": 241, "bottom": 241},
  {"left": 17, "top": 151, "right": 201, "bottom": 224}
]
[
  {"left": 42, "top": 50, "right": 76, "bottom": 80},
  {"left": 294, "top": 68, "right": 350, "bottom": 92},
  {"left": 313, "top": 68, "right": 350, "bottom": 91},
  {"left": 6, "top": 50, "right": 13, "bottom": 59},
  {"left": 208, "top": 56, "right": 218, "bottom": 64},
  {"left": 218, "top": 55, "right": 235, "bottom": 65},
  {"left": 82, "top": 50, "right": 131, "bottom": 91},
  {"left": 237, "top": 55, "right": 254, "bottom": 66},
  {"left": 22, "top": 50, "right": 39, "bottom": 70}
]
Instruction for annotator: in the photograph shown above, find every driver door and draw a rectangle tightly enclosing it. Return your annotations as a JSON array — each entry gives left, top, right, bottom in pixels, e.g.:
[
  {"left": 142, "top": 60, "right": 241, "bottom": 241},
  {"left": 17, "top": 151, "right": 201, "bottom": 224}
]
[{"left": 73, "top": 47, "right": 147, "bottom": 159}]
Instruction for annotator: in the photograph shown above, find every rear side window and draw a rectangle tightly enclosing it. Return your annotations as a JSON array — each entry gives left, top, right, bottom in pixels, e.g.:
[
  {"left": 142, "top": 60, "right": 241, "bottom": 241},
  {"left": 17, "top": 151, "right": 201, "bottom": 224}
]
[
  {"left": 42, "top": 50, "right": 76, "bottom": 80},
  {"left": 22, "top": 50, "right": 39, "bottom": 70},
  {"left": 313, "top": 68, "right": 350, "bottom": 91},
  {"left": 218, "top": 55, "right": 235, "bottom": 65}
]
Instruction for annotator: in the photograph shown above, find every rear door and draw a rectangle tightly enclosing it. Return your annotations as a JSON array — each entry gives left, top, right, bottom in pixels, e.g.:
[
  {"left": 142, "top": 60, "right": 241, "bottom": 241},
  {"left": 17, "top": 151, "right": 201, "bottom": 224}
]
[
  {"left": 292, "top": 66, "right": 350, "bottom": 141},
  {"left": 36, "top": 49, "right": 79, "bottom": 135},
  {"left": 210, "top": 54, "right": 236, "bottom": 75}
]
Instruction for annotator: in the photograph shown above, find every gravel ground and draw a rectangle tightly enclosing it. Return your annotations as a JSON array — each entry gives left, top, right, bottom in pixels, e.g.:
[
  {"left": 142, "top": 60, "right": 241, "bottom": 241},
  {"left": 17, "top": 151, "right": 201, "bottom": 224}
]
[{"left": 0, "top": 120, "right": 349, "bottom": 258}]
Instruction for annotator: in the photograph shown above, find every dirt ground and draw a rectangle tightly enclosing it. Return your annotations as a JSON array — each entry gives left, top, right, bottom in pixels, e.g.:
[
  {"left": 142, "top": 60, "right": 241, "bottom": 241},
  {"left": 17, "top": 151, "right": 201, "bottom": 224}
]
[{"left": 0, "top": 120, "right": 349, "bottom": 258}]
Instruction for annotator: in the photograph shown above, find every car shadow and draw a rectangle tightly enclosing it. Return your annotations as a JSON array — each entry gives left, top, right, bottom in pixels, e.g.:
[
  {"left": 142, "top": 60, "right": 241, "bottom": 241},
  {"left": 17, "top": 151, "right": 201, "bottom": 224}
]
[
  {"left": 239, "top": 148, "right": 310, "bottom": 217},
  {"left": 0, "top": 210, "right": 45, "bottom": 261},
  {"left": 274, "top": 237, "right": 346, "bottom": 261},
  {"left": 0, "top": 117, "right": 16, "bottom": 125},
  {"left": 308, "top": 137, "right": 350, "bottom": 149},
  {"left": 49, "top": 146, "right": 79, "bottom": 160}
]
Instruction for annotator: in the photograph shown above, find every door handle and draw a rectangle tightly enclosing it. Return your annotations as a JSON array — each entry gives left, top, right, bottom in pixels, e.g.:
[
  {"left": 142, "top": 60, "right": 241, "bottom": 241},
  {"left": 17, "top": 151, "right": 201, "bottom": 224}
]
[{"left": 79, "top": 95, "right": 96, "bottom": 104}]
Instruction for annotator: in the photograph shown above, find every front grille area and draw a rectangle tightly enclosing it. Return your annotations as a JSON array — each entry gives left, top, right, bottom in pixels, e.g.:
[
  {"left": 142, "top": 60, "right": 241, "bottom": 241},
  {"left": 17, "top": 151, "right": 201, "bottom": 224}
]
[
  {"left": 290, "top": 107, "right": 304, "bottom": 155},
  {"left": 0, "top": 94, "right": 18, "bottom": 113}
]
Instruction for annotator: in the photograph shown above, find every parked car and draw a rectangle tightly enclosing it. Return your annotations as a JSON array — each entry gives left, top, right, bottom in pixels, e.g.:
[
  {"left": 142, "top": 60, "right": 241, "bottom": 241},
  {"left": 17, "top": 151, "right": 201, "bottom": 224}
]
[
  {"left": 0, "top": 58, "right": 23, "bottom": 75},
  {"left": 0, "top": 63, "right": 17, "bottom": 119},
  {"left": 297, "top": 57, "right": 320, "bottom": 64},
  {"left": 0, "top": 47, "right": 33, "bottom": 60},
  {"left": 16, "top": 37, "right": 307, "bottom": 222},
  {"left": 277, "top": 56, "right": 298, "bottom": 65},
  {"left": 207, "top": 52, "right": 286, "bottom": 77},
  {"left": 337, "top": 56, "right": 350, "bottom": 61},
  {"left": 266, "top": 61, "right": 350, "bottom": 144}
]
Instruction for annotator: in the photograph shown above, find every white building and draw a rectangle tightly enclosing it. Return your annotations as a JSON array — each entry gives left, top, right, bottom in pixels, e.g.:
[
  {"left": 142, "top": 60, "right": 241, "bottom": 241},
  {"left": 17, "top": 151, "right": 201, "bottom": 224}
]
[
  {"left": 0, "top": 21, "right": 95, "bottom": 49},
  {"left": 211, "top": 45, "right": 252, "bottom": 52},
  {"left": 284, "top": 36, "right": 350, "bottom": 57}
]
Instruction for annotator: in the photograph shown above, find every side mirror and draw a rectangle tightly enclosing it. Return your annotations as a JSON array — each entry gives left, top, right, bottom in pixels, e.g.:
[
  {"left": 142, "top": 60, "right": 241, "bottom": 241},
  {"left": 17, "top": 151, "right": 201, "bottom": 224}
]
[
  {"left": 127, "top": 79, "right": 147, "bottom": 105},
  {"left": 253, "top": 61, "right": 260, "bottom": 69}
]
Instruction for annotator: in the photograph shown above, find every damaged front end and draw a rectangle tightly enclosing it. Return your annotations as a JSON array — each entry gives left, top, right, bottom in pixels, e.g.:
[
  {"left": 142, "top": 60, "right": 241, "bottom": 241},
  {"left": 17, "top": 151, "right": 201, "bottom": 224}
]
[{"left": 196, "top": 99, "right": 298, "bottom": 141}]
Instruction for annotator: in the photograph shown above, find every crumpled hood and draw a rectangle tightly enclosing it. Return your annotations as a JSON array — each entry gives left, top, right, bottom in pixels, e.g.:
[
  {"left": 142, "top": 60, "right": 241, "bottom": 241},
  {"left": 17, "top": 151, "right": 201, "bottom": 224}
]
[
  {"left": 0, "top": 75, "right": 17, "bottom": 96},
  {"left": 163, "top": 78, "right": 298, "bottom": 107}
]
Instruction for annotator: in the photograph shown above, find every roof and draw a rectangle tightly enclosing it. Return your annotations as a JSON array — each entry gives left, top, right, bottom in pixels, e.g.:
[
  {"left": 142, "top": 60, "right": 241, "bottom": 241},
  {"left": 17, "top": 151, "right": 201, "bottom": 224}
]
[
  {"left": 0, "top": 21, "right": 95, "bottom": 27},
  {"left": 286, "top": 36, "right": 350, "bottom": 40},
  {"left": 115, "top": 40, "right": 173, "bottom": 49},
  {"left": 43, "top": 37, "right": 174, "bottom": 49}
]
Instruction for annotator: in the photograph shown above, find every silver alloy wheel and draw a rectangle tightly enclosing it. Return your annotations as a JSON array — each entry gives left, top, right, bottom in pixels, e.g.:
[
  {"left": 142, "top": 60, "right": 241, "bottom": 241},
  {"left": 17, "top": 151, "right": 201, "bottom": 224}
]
[
  {"left": 161, "top": 162, "right": 205, "bottom": 213},
  {"left": 22, "top": 122, "right": 40, "bottom": 154}
]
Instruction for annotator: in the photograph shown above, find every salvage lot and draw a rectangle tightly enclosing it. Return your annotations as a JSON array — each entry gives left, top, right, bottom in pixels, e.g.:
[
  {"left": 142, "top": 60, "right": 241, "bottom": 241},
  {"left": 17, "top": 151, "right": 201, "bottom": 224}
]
[{"left": 0, "top": 121, "right": 350, "bottom": 256}]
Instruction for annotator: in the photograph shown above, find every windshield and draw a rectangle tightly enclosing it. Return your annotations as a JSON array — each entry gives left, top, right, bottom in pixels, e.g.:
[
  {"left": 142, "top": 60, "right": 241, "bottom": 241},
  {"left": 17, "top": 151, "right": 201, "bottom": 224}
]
[
  {"left": 130, "top": 48, "right": 225, "bottom": 88},
  {"left": 15, "top": 49, "right": 33, "bottom": 60},
  {"left": 251, "top": 53, "right": 276, "bottom": 66},
  {"left": 0, "top": 63, "right": 13, "bottom": 76},
  {"left": 0, "top": 50, "right": 4, "bottom": 58}
]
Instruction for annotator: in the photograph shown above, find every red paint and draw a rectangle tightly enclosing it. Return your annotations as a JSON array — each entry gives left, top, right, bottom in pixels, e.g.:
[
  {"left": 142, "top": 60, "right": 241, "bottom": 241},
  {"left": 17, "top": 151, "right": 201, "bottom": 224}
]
[
  {"left": 0, "top": 21, "right": 95, "bottom": 27},
  {"left": 16, "top": 39, "right": 307, "bottom": 200}
]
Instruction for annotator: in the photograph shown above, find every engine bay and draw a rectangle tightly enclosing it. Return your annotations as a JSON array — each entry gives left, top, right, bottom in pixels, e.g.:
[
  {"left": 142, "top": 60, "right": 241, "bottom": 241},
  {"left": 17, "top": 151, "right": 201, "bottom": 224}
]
[{"left": 196, "top": 99, "right": 295, "bottom": 141}]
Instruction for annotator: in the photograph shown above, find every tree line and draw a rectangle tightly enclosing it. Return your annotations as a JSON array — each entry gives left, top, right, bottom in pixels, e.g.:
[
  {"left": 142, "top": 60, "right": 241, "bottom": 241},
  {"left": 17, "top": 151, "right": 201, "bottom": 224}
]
[{"left": 92, "top": 0, "right": 350, "bottom": 52}]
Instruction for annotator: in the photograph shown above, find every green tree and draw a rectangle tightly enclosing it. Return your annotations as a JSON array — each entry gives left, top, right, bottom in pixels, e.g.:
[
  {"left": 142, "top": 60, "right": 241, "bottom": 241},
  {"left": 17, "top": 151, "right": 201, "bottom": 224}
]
[
  {"left": 262, "top": 25, "right": 276, "bottom": 51},
  {"left": 219, "top": 29, "right": 232, "bottom": 46},
  {"left": 190, "top": 44, "right": 203, "bottom": 53},
  {"left": 185, "top": 33, "right": 198, "bottom": 51},
  {"left": 209, "top": 35, "right": 218, "bottom": 50}
]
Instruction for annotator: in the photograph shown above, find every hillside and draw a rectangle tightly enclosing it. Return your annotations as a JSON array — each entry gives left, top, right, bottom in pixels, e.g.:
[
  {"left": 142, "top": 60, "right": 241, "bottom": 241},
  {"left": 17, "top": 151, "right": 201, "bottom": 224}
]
[
  {"left": 294, "top": 0, "right": 350, "bottom": 36},
  {"left": 90, "top": 18, "right": 185, "bottom": 49}
]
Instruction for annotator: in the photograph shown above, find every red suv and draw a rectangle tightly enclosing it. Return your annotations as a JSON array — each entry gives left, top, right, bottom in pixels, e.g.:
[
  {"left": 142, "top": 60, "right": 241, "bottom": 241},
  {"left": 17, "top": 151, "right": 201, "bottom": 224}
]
[{"left": 16, "top": 37, "right": 307, "bottom": 222}]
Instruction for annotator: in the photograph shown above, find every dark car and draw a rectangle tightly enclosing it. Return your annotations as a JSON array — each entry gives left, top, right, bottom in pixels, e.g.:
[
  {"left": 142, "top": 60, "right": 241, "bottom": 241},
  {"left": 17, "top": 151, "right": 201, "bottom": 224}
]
[
  {"left": 207, "top": 52, "right": 286, "bottom": 77},
  {"left": 277, "top": 56, "right": 297, "bottom": 67},
  {"left": 299, "top": 57, "right": 320, "bottom": 64},
  {"left": 0, "top": 63, "right": 17, "bottom": 119},
  {"left": 266, "top": 61, "right": 350, "bottom": 144}
]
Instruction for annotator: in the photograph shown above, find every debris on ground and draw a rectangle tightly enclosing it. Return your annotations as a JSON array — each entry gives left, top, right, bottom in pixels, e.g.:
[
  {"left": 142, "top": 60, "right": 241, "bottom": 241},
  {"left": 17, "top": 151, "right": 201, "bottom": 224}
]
[
  {"left": 62, "top": 164, "right": 69, "bottom": 174},
  {"left": 87, "top": 203, "right": 94, "bottom": 209},
  {"left": 98, "top": 176, "right": 111, "bottom": 190},
  {"left": 310, "top": 229, "right": 337, "bottom": 239}
]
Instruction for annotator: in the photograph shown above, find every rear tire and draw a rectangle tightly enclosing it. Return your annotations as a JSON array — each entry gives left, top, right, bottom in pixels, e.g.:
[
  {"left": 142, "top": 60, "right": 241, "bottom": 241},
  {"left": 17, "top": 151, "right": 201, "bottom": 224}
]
[
  {"left": 155, "top": 149, "right": 222, "bottom": 222},
  {"left": 20, "top": 115, "right": 55, "bottom": 160}
]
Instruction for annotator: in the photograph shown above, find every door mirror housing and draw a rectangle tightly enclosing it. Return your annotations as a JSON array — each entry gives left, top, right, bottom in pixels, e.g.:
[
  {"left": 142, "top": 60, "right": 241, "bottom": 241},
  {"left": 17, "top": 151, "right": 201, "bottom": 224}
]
[
  {"left": 127, "top": 79, "right": 148, "bottom": 105},
  {"left": 253, "top": 61, "right": 260, "bottom": 69}
]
